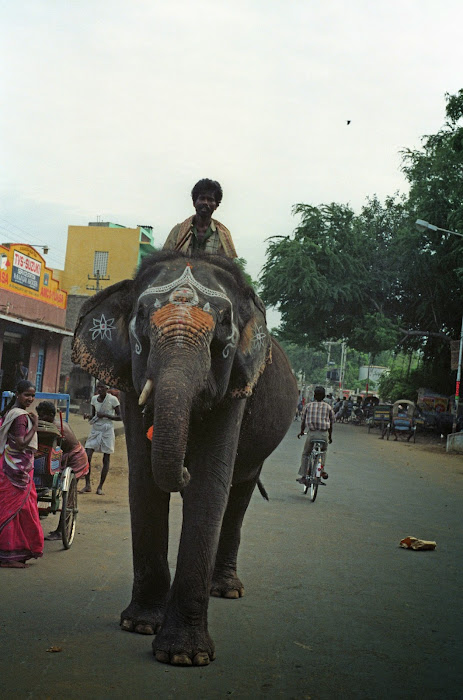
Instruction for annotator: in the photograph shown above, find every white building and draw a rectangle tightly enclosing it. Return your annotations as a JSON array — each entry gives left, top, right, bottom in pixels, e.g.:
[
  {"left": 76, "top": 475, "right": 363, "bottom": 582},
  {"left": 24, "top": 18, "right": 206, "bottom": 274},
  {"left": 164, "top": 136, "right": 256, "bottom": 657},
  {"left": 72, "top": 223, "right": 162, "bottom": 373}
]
[{"left": 358, "top": 366, "right": 389, "bottom": 383}]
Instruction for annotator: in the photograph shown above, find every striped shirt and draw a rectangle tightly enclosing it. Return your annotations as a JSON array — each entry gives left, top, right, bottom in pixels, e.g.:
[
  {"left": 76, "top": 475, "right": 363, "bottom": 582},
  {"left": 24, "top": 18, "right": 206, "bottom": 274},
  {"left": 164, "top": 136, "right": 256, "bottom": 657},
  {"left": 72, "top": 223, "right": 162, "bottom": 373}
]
[{"left": 301, "top": 400, "right": 335, "bottom": 432}]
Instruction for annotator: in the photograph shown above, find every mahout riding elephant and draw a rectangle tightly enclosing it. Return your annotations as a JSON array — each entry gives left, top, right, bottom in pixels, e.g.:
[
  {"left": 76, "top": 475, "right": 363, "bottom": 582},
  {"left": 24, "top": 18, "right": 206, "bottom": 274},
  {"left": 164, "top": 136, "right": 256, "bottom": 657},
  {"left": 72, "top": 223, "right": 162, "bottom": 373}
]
[{"left": 72, "top": 250, "right": 298, "bottom": 666}]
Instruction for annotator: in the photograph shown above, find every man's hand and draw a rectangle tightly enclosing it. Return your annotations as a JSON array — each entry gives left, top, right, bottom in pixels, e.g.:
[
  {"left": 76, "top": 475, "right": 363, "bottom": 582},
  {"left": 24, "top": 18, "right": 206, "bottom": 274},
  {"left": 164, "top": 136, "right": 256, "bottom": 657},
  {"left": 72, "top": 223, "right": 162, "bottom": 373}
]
[{"left": 329, "top": 437, "right": 333, "bottom": 444}]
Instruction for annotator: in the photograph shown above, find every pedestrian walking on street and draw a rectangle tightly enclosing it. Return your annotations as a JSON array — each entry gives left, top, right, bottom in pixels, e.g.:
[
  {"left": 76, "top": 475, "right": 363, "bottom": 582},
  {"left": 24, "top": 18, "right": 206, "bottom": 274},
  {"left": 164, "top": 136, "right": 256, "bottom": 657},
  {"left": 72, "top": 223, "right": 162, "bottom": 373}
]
[{"left": 80, "top": 383, "right": 121, "bottom": 495}]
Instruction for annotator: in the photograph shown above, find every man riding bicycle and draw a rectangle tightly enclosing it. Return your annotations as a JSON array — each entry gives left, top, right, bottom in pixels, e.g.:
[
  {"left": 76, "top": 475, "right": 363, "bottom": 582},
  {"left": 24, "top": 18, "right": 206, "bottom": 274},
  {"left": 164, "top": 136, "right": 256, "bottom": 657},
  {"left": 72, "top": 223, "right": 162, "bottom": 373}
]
[{"left": 296, "top": 386, "right": 335, "bottom": 483}]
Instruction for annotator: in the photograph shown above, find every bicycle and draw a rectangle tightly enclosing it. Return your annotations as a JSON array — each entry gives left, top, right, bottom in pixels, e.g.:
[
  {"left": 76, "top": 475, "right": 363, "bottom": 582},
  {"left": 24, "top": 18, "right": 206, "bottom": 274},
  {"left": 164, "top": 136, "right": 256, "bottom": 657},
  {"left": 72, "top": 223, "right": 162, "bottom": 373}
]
[{"left": 301, "top": 439, "right": 327, "bottom": 502}]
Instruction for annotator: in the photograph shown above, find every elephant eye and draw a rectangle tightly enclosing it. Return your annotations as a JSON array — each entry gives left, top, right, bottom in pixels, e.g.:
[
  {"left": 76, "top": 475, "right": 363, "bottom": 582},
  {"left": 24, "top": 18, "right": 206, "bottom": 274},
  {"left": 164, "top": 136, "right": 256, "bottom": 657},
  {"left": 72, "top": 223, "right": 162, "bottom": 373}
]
[
  {"left": 136, "top": 306, "right": 150, "bottom": 333},
  {"left": 218, "top": 308, "right": 231, "bottom": 325}
]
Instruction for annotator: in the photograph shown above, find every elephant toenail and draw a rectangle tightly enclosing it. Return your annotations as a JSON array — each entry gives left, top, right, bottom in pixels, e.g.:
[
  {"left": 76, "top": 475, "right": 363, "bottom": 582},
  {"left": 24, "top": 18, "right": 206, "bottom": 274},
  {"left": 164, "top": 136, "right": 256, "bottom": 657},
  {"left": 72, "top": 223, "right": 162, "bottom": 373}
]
[
  {"left": 193, "top": 652, "right": 210, "bottom": 666},
  {"left": 171, "top": 654, "right": 193, "bottom": 666}
]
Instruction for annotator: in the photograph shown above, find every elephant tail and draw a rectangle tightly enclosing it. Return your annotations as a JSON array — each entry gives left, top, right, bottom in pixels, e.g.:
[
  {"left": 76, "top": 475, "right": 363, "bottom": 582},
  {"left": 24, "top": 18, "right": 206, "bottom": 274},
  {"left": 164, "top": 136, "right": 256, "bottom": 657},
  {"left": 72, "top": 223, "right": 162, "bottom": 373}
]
[{"left": 256, "top": 478, "right": 269, "bottom": 501}]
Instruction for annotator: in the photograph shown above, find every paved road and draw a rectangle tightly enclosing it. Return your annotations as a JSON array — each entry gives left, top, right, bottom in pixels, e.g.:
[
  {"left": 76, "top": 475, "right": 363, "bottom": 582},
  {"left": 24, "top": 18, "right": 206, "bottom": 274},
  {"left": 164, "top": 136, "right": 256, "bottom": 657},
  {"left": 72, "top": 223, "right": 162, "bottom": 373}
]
[{"left": 1, "top": 421, "right": 462, "bottom": 699}]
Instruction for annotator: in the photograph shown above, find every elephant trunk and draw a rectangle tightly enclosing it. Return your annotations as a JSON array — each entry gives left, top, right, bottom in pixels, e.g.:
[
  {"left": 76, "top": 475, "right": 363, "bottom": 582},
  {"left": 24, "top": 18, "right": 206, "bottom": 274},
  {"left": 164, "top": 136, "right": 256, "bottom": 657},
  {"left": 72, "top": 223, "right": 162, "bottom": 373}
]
[
  {"left": 148, "top": 302, "right": 215, "bottom": 492},
  {"left": 151, "top": 370, "right": 194, "bottom": 492}
]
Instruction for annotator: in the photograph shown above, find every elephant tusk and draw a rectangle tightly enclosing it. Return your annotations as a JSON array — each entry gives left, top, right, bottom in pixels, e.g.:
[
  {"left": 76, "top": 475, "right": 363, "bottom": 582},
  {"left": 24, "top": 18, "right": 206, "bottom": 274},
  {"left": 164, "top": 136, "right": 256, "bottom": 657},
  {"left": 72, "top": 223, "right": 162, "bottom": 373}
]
[{"left": 138, "top": 379, "right": 154, "bottom": 405}]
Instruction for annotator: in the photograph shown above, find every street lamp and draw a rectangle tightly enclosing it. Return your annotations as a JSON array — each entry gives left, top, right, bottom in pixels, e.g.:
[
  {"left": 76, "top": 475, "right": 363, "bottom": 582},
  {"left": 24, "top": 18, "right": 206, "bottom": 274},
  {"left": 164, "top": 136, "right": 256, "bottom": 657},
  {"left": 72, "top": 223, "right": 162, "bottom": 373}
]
[
  {"left": 415, "top": 219, "right": 463, "bottom": 238},
  {"left": 415, "top": 219, "right": 463, "bottom": 433}
]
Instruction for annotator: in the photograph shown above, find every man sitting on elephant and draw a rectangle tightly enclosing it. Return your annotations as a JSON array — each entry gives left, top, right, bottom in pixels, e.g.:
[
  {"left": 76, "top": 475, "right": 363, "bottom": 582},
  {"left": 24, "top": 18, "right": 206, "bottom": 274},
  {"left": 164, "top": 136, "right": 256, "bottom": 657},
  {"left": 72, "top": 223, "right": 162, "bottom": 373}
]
[
  {"left": 163, "top": 178, "right": 237, "bottom": 258},
  {"left": 164, "top": 178, "right": 266, "bottom": 319}
]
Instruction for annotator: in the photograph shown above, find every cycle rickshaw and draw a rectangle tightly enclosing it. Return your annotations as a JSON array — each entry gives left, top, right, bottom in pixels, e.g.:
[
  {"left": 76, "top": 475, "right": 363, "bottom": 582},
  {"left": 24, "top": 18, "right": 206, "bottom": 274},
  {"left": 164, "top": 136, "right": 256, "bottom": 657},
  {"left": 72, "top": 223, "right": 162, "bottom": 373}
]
[
  {"left": 367, "top": 404, "right": 392, "bottom": 434},
  {"left": 1, "top": 390, "right": 77, "bottom": 548},
  {"left": 385, "top": 399, "right": 417, "bottom": 443},
  {"left": 34, "top": 415, "right": 78, "bottom": 549}
]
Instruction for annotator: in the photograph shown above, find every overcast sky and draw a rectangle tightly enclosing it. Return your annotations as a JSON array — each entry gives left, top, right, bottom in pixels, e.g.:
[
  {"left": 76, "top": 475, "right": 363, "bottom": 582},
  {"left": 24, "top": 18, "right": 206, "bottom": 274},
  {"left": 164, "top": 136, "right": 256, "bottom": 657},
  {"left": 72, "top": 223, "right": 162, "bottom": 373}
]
[{"left": 1, "top": 0, "right": 462, "bottom": 303}]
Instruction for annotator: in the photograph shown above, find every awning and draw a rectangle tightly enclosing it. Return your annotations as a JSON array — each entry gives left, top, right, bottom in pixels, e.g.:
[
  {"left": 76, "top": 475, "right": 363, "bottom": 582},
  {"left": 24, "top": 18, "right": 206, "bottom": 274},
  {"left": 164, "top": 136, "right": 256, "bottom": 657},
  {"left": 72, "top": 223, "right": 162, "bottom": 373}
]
[{"left": 0, "top": 313, "right": 74, "bottom": 336}]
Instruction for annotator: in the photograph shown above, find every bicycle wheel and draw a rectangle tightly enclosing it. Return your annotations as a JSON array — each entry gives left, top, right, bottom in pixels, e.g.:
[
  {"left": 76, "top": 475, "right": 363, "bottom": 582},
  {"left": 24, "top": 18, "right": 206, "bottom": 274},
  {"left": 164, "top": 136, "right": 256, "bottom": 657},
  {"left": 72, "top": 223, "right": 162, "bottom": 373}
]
[
  {"left": 61, "top": 473, "right": 77, "bottom": 549},
  {"left": 309, "top": 455, "right": 319, "bottom": 502}
]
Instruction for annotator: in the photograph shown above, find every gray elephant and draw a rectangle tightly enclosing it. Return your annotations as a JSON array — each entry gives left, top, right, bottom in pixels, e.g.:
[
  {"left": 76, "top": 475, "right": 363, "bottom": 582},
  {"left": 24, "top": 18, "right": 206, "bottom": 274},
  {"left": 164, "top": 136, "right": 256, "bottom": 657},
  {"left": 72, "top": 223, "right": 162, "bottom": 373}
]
[{"left": 72, "top": 250, "right": 297, "bottom": 666}]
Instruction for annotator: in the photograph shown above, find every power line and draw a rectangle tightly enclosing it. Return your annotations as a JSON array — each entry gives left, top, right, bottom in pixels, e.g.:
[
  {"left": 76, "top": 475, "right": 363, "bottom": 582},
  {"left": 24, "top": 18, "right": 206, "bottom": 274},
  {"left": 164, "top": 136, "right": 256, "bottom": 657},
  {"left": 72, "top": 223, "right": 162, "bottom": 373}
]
[{"left": 0, "top": 217, "right": 68, "bottom": 259}]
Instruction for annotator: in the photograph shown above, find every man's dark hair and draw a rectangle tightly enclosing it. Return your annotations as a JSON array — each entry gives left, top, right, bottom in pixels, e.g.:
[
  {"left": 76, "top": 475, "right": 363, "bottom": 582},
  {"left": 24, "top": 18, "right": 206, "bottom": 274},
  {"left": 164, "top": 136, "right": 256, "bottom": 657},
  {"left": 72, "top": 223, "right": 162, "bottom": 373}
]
[
  {"left": 37, "top": 401, "right": 56, "bottom": 418},
  {"left": 314, "top": 386, "right": 326, "bottom": 400},
  {"left": 191, "top": 179, "right": 223, "bottom": 206}
]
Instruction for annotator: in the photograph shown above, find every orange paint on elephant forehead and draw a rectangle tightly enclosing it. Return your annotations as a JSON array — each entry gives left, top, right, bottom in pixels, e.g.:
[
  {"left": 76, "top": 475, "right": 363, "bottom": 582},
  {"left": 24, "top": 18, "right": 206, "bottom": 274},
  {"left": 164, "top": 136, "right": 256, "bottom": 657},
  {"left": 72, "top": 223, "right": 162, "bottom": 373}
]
[{"left": 151, "top": 303, "right": 214, "bottom": 331}]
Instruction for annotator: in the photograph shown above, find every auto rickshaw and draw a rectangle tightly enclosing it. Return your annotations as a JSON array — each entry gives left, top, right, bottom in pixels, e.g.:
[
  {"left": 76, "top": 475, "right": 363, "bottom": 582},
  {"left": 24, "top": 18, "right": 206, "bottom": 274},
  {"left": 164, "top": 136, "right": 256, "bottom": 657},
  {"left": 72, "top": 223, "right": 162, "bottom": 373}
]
[{"left": 385, "top": 399, "right": 417, "bottom": 443}]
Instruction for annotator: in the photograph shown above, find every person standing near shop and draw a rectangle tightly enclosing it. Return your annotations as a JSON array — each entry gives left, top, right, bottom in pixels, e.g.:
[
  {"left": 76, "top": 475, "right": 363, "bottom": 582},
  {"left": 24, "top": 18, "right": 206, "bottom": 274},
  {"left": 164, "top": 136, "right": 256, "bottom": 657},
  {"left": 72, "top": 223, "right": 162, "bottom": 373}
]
[
  {"left": 79, "top": 383, "right": 121, "bottom": 495},
  {"left": 0, "top": 380, "right": 43, "bottom": 568}
]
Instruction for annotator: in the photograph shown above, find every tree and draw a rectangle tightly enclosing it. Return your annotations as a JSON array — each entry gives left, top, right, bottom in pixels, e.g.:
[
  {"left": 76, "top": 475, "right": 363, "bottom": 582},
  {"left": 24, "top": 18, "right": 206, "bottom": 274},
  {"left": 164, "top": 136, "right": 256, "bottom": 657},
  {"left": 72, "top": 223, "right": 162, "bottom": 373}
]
[
  {"left": 260, "top": 197, "right": 408, "bottom": 354},
  {"left": 260, "top": 91, "right": 463, "bottom": 398}
]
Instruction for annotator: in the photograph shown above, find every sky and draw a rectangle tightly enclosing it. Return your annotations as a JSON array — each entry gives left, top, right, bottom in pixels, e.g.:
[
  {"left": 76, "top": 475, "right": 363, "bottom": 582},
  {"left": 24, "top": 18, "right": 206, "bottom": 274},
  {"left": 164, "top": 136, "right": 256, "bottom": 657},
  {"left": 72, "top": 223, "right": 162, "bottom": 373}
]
[{"left": 1, "top": 0, "right": 462, "bottom": 327}]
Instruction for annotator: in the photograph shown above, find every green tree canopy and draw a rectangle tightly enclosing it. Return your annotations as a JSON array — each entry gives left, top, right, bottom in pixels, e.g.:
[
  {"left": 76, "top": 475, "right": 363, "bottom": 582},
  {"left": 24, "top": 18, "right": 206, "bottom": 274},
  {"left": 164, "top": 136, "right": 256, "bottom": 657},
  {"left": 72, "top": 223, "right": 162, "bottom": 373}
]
[{"left": 260, "top": 90, "right": 463, "bottom": 396}]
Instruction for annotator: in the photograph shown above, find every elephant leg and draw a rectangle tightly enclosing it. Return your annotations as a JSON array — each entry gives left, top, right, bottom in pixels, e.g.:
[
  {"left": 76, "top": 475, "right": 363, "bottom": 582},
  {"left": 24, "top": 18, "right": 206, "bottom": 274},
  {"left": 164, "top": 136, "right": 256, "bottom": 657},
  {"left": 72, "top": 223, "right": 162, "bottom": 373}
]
[
  {"left": 153, "top": 400, "right": 245, "bottom": 666},
  {"left": 211, "top": 475, "right": 260, "bottom": 599},
  {"left": 120, "top": 391, "right": 171, "bottom": 635}
]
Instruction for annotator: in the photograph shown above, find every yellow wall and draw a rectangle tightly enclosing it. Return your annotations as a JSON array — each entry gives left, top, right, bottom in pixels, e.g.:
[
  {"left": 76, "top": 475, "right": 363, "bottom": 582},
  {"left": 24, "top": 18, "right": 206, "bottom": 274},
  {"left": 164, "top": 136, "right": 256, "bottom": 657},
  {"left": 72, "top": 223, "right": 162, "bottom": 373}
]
[{"left": 60, "top": 225, "right": 140, "bottom": 295}]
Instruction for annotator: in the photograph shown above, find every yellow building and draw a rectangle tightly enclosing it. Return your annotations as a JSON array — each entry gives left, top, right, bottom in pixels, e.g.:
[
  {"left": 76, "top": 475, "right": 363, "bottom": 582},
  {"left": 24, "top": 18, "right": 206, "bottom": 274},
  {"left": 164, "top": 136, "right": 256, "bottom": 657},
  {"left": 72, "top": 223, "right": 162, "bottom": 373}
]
[
  {"left": 55, "top": 221, "right": 156, "bottom": 399},
  {"left": 58, "top": 221, "right": 156, "bottom": 295}
]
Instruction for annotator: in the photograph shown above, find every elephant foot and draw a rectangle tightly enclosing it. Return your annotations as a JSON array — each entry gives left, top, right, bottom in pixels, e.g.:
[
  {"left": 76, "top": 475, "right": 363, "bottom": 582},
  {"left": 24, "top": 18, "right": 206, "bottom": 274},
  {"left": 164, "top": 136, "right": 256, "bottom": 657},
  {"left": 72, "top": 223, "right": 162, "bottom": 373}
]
[
  {"left": 120, "top": 602, "right": 165, "bottom": 635},
  {"left": 152, "top": 623, "right": 215, "bottom": 666},
  {"left": 210, "top": 570, "right": 245, "bottom": 599}
]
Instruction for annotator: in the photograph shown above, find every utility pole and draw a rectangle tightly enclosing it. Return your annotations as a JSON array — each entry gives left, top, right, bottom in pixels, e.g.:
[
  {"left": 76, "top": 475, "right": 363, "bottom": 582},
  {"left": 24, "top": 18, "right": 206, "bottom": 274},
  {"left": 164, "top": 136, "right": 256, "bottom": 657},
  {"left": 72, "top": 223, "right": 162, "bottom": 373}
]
[
  {"left": 86, "top": 270, "right": 110, "bottom": 292},
  {"left": 339, "top": 342, "right": 347, "bottom": 395}
]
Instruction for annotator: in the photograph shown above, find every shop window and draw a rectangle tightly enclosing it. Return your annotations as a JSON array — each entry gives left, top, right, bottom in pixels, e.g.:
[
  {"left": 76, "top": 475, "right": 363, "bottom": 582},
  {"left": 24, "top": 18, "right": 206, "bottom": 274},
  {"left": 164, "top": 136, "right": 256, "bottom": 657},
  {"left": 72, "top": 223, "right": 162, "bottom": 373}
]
[{"left": 93, "top": 251, "right": 109, "bottom": 276}]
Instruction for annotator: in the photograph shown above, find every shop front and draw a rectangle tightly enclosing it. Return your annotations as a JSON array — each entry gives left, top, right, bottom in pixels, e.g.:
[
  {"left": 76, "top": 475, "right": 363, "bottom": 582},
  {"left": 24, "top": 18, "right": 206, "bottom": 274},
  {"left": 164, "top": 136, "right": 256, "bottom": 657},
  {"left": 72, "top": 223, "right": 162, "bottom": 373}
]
[{"left": 0, "top": 243, "right": 71, "bottom": 393}]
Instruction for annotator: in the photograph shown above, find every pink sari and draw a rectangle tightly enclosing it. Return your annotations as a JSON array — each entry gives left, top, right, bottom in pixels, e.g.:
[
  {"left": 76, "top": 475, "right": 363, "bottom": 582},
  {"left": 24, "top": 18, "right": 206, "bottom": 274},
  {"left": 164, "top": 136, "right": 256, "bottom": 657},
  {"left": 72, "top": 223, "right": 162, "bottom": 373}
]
[{"left": 0, "top": 411, "right": 44, "bottom": 563}]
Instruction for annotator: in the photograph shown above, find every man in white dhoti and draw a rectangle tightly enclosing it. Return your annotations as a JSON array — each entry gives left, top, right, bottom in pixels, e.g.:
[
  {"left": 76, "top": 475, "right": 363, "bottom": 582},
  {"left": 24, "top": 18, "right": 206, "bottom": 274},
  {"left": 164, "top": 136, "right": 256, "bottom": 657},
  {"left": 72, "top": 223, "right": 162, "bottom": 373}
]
[{"left": 80, "top": 383, "right": 122, "bottom": 495}]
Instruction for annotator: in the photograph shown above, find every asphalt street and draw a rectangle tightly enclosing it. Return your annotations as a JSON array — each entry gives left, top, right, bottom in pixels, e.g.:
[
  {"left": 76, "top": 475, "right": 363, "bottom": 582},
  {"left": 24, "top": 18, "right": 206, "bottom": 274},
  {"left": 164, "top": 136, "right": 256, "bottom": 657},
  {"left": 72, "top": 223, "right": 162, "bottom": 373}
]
[{"left": 1, "top": 420, "right": 462, "bottom": 699}]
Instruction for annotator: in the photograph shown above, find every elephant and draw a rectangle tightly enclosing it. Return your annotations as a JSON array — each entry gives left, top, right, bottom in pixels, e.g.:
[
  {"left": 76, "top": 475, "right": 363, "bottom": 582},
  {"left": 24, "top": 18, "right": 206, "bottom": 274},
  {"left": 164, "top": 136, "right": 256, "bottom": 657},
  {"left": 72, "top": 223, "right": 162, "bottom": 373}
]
[{"left": 72, "top": 250, "right": 298, "bottom": 666}]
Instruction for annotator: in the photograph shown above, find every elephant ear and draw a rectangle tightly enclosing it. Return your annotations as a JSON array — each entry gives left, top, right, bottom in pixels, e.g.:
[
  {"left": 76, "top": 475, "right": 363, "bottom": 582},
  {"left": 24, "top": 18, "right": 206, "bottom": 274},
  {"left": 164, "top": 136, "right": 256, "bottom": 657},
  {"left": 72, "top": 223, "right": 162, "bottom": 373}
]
[
  {"left": 229, "top": 297, "right": 272, "bottom": 399},
  {"left": 71, "top": 280, "right": 134, "bottom": 391}
]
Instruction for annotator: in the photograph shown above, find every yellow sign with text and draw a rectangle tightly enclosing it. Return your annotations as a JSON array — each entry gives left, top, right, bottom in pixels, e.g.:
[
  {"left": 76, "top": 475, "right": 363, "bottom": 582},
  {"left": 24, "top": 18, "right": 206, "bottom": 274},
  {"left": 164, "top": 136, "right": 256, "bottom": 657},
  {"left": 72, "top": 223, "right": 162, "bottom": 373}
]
[{"left": 0, "top": 244, "right": 67, "bottom": 309}]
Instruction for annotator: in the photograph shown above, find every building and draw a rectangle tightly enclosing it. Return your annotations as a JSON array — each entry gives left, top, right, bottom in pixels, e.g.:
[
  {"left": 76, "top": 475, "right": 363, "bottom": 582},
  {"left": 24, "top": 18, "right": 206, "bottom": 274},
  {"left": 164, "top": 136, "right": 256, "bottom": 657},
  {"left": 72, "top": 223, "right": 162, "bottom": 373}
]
[
  {"left": 358, "top": 365, "right": 389, "bottom": 384},
  {"left": 0, "top": 243, "right": 71, "bottom": 393},
  {"left": 55, "top": 221, "right": 156, "bottom": 398},
  {"left": 57, "top": 221, "right": 156, "bottom": 295}
]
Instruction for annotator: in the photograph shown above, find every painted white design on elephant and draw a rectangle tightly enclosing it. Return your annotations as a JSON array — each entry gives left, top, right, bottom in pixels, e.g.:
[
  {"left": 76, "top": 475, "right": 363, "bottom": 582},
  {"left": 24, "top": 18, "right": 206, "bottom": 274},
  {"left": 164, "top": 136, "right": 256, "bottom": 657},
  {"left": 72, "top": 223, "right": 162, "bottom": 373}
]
[
  {"left": 222, "top": 324, "right": 239, "bottom": 358},
  {"left": 139, "top": 266, "right": 232, "bottom": 306},
  {"left": 129, "top": 317, "right": 142, "bottom": 355},
  {"left": 169, "top": 284, "right": 198, "bottom": 306},
  {"left": 90, "top": 314, "right": 116, "bottom": 341},
  {"left": 251, "top": 324, "right": 267, "bottom": 352},
  {"left": 138, "top": 267, "right": 240, "bottom": 357}
]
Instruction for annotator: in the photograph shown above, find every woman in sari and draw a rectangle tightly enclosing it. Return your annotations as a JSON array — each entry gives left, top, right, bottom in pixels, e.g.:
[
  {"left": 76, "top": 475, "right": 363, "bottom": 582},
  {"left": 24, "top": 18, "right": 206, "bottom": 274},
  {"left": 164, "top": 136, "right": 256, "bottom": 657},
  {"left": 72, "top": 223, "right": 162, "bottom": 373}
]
[{"left": 0, "top": 380, "right": 43, "bottom": 568}]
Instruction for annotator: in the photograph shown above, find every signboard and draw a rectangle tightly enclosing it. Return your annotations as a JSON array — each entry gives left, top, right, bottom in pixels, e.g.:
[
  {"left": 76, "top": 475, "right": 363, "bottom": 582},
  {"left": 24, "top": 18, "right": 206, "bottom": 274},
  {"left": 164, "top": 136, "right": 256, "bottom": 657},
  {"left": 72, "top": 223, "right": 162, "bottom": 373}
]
[
  {"left": 450, "top": 340, "right": 460, "bottom": 371},
  {"left": 0, "top": 243, "right": 67, "bottom": 309},
  {"left": 12, "top": 250, "right": 42, "bottom": 291}
]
